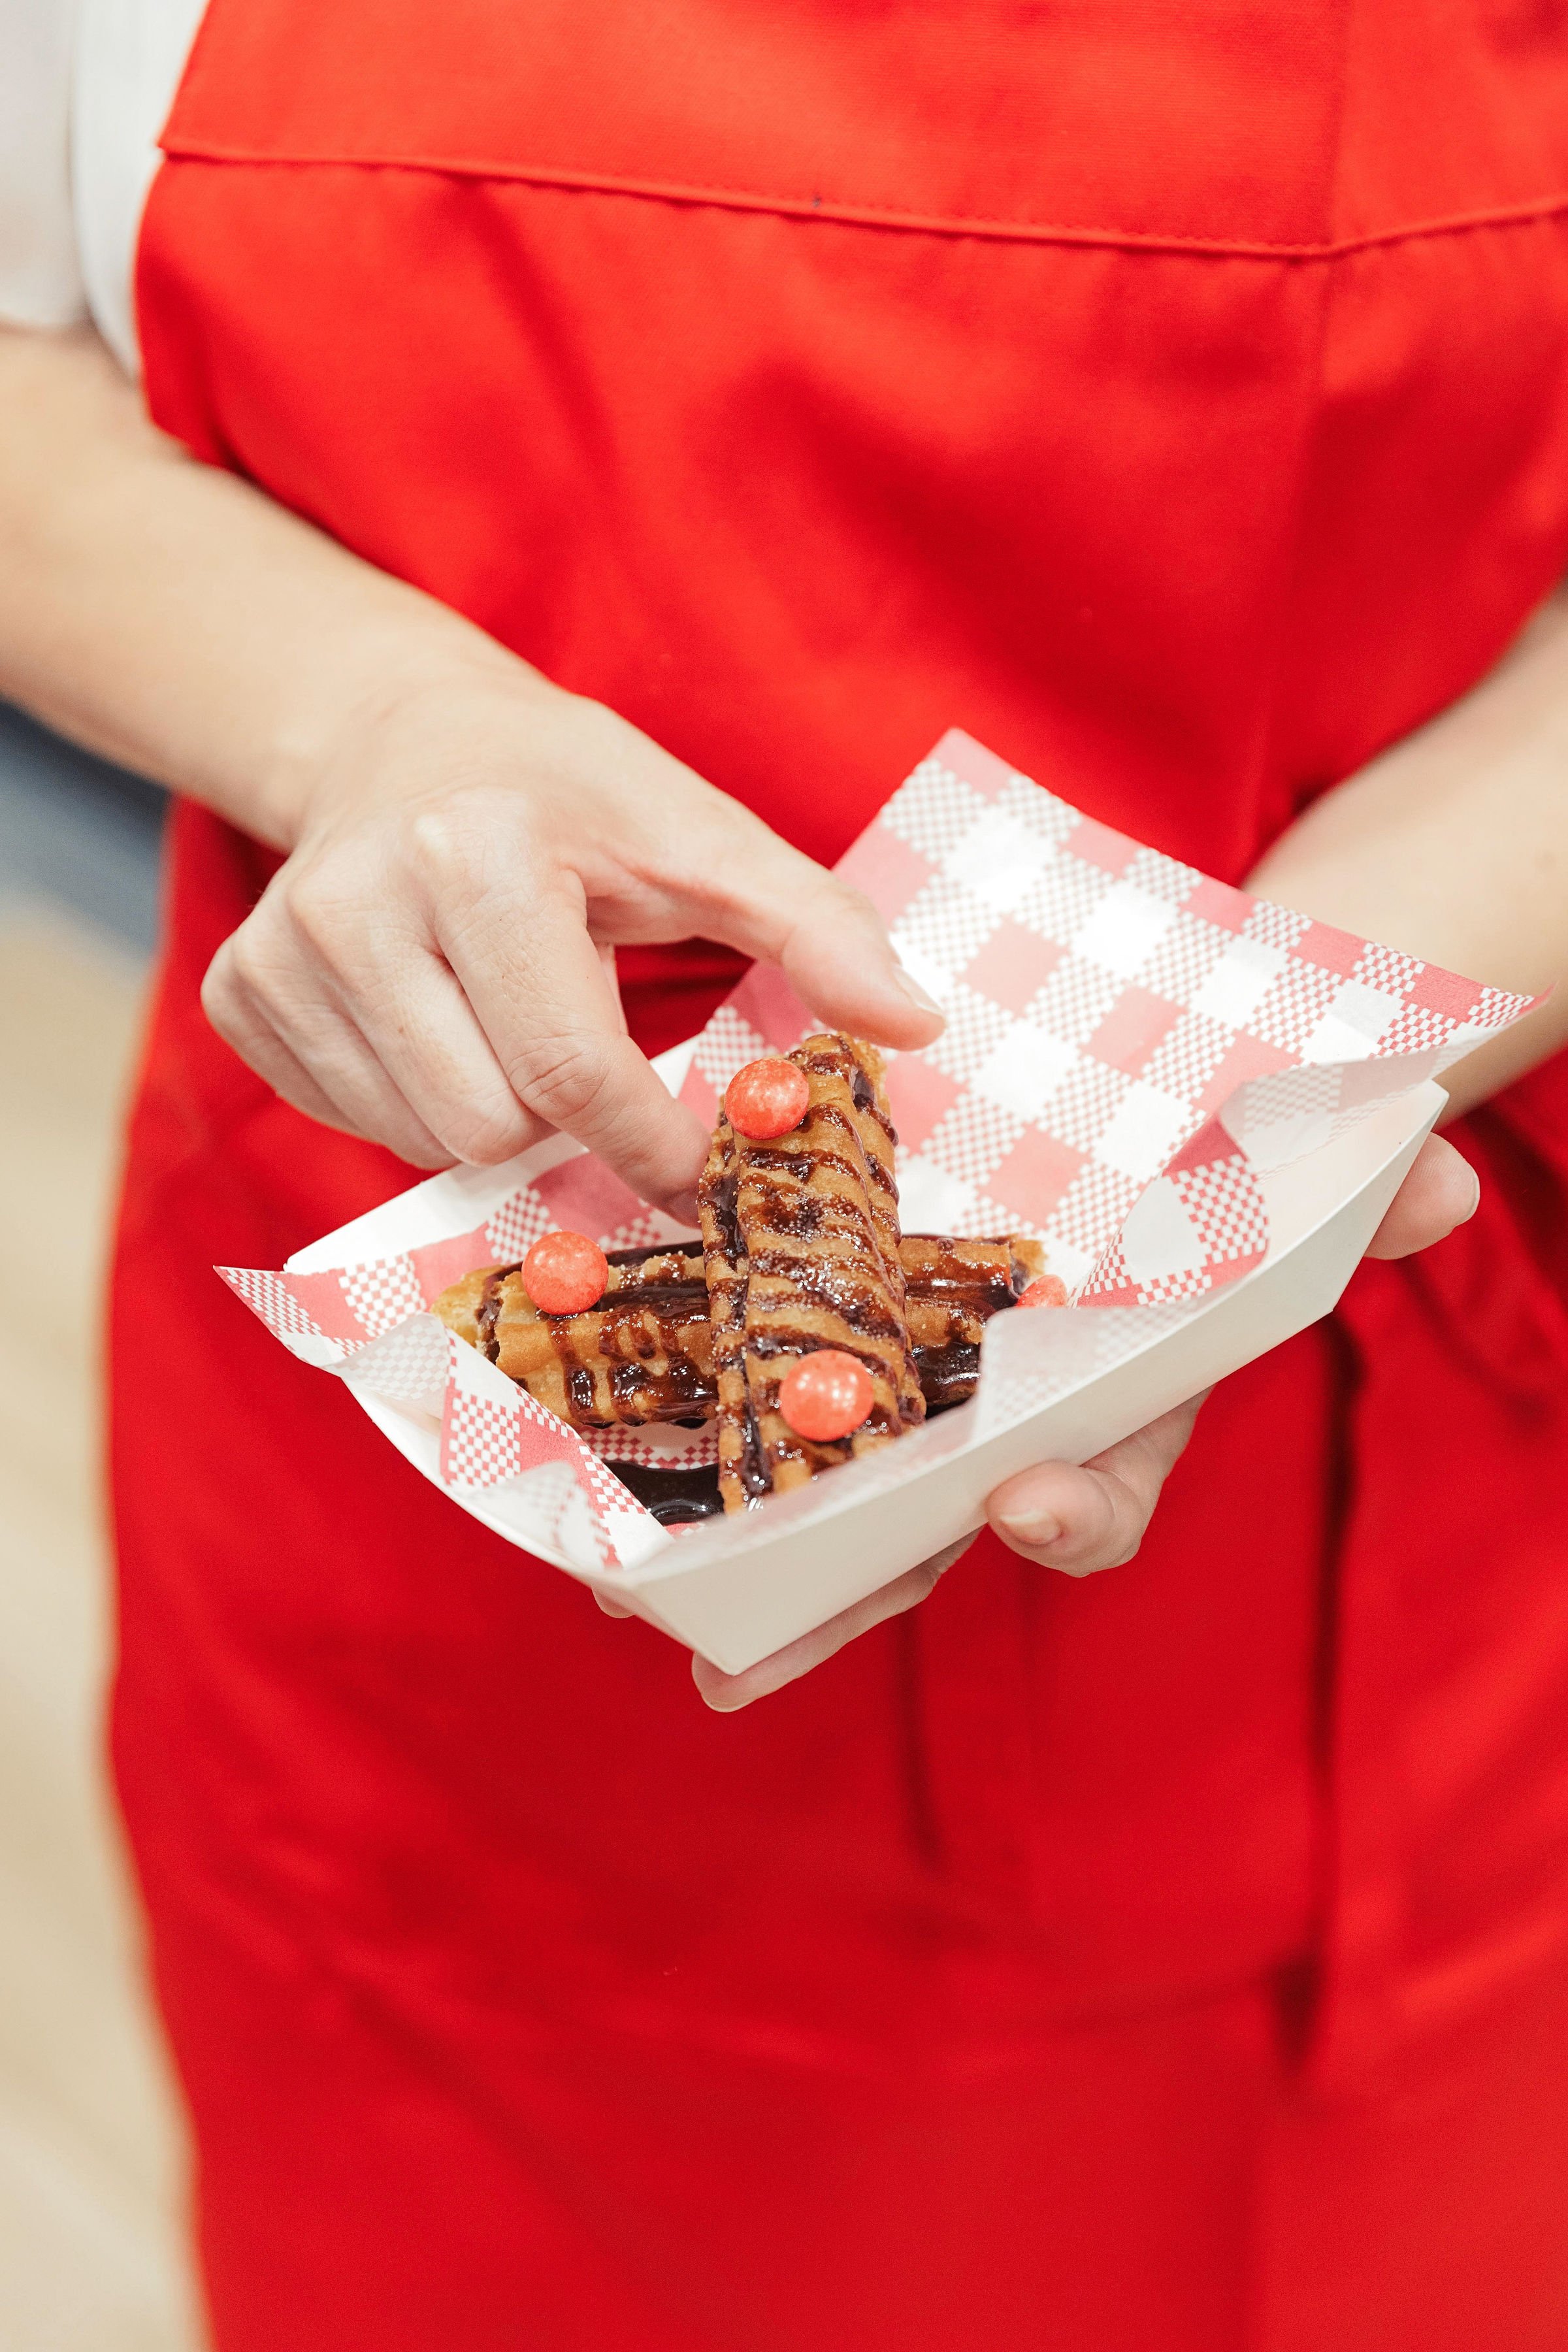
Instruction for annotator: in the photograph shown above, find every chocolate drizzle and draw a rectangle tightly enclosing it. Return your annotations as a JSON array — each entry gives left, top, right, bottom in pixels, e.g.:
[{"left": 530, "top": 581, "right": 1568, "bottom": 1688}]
[
  {"left": 698, "top": 1033, "right": 925, "bottom": 1512},
  {"left": 707, "top": 1170, "right": 742, "bottom": 1262},
  {"left": 453, "top": 1249, "right": 717, "bottom": 1429},
  {"left": 431, "top": 1225, "right": 1055, "bottom": 1450},
  {"left": 604, "top": 1241, "right": 704, "bottom": 1272},
  {"left": 900, "top": 1230, "right": 1043, "bottom": 1424},
  {"left": 475, "top": 1269, "right": 505, "bottom": 1362}
]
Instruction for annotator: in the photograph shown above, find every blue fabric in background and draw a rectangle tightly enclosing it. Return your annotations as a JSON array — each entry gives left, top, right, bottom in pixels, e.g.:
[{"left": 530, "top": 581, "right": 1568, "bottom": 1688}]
[{"left": 0, "top": 702, "right": 165, "bottom": 955}]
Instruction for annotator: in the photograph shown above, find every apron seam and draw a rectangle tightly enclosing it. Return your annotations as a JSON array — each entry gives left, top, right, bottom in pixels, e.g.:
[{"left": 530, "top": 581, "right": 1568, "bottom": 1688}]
[{"left": 154, "top": 141, "right": 1568, "bottom": 262}]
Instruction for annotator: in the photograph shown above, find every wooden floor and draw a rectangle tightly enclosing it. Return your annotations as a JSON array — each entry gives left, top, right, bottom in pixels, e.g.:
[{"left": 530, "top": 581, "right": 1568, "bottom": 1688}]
[{"left": 0, "top": 902, "right": 205, "bottom": 2349}]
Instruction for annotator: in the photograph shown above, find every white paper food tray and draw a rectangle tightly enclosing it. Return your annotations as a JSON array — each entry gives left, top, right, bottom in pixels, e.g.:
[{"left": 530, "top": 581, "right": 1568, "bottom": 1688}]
[
  {"left": 227, "top": 733, "right": 1533, "bottom": 1679},
  {"left": 290, "top": 1066, "right": 1440, "bottom": 1676}
]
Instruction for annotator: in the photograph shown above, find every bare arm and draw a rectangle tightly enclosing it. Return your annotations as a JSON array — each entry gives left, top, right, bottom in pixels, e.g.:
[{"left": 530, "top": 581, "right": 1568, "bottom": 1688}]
[
  {"left": 0, "top": 323, "right": 943, "bottom": 1203},
  {"left": 1247, "top": 587, "right": 1568, "bottom": 1117},
  {"left": 0, "top": 323, "right": 493, "bottom": 844}
]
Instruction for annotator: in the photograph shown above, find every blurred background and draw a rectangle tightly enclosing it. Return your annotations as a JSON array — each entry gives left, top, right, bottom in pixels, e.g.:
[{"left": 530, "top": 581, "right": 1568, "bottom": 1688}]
[{"left": 0, "top": 704, "right": 204, "bottom": 2347}]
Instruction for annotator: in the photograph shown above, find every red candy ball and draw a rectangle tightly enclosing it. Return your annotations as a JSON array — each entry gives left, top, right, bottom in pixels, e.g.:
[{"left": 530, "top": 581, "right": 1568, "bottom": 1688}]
[
  {"left": 725, "top": 1056, "right": 811, "bottom": 1141},
  {"left": 1019, "top": 1273, "right": 1069, "bottom": 1309},
  {"left": 521, "top": 1230, "right": 609, "bottom": 1316},
  {"left": 777, "top": 1350, "right": 875, "bottom": 1443}
]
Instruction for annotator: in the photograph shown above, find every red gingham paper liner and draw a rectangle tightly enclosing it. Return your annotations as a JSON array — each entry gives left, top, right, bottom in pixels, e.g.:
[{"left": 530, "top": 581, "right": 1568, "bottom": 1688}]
[
  {"left": 218, "top": 728, "right": 1537, "bottom": 1555},
  {"left": 438, "top": 1332, "right": 659, "bottom": 1569},
  {"left": 676, "top": 732, "right": 1533, "bottom": 1303},
  {"left": 216, "top": 1175, "right": 708, "bottom": 1554}
]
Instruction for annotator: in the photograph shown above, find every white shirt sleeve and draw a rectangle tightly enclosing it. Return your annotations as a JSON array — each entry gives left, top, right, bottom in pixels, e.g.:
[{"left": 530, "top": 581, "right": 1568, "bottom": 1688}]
[
  {"left": 0, "top": 0, "right": 87, "bottom": 327},
  {"left": 74, "top": 0, "right": 210, "bottom": 372}
]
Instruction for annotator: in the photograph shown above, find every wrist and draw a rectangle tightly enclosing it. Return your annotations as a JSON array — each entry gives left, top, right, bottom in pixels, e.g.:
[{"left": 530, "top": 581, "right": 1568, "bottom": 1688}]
[{"left": 255, "top": 623, "right": 548, "bottom": 850}]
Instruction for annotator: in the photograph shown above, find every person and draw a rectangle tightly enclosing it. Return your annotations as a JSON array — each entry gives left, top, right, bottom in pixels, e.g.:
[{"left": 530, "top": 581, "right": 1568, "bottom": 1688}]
[{"left": 3, "top": 1, "right": 1568, "bottom": 2344}]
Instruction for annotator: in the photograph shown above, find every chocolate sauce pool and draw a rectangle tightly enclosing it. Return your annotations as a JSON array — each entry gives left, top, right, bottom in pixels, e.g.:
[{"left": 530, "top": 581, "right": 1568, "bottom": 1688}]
[{"left": 607, "top": 1460, "right": 724, "bottom": 1524}]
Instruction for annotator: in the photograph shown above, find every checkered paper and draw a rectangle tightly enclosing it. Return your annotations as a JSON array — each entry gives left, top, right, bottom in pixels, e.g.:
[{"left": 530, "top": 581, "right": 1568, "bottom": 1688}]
[
  {"left": 219, "top": 728, "right": 1535, "bottom": 1565},
  {"left": 438, "top": 1331, "right": 659, "bottom": 1568},
  {"left": 677, "top": 731, "right": 1532, "bottom": 1305},
  {"left": 216, "top": 1166, "right": 703, "bottom": 1559}
]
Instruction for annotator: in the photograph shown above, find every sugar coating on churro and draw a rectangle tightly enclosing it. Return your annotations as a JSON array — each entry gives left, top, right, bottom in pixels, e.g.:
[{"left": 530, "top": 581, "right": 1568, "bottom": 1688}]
[
  {"left": 698, "top": 1034, "right": 924, "bottom": 1512},
  {"left": 900, "top": 1232, "right": 1047, "bottom": 1412},
  {"left": 434, "top": 1229, "right": 1046, "bottom": 1434},
  {"left": 432, "top": 1245, "right": 715, "bottom": 1429}
]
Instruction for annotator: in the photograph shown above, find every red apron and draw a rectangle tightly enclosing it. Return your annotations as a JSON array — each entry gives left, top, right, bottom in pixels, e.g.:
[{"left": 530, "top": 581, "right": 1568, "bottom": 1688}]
[{"left": 115, "top": 4, "right": 1568, "bottom": 2344}]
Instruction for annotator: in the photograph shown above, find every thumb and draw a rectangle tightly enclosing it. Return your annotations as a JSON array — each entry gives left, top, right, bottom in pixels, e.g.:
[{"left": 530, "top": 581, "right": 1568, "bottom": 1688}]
[{"left": 1364, "top": 1132, "right": 1480, "bottom": 1260}]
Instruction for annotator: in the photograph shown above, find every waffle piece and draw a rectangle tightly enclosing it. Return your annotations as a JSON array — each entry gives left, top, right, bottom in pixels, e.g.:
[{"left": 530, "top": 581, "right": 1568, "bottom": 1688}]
[
  {"left": 432, "top": 1243, "right": 715, "bottom": 1430},
  {"left": 433, "top": 1234, "right": 1051, "bottom": 1431},
  {"left": 698, "top": 1033, "right": 925, "bottom": 1512},
  {"left": 433, "top": 1265, "right": 491, "bottom": 1352},
  {"left": 902, "top": 1233, "right": 1047, "bottom": 1412}
]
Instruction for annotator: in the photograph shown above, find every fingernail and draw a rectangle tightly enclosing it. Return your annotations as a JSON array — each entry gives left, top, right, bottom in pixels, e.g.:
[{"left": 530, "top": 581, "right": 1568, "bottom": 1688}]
[
  {"left": 1462, "top": 1168, "right": 1481, "bottom": 1223},
  {"left": 996, "top": 1509, "right": 1062, "bottom": 1548},
  {"left": 892, "top": 961, "right": 945, "bottom": 1021}
]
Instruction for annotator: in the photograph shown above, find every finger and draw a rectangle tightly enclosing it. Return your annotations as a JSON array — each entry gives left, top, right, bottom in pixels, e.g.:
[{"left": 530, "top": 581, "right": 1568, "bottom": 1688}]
[
  {"left": 987, "top": 1394, "right": 1207, "bottom": 1576},
  {"left": 1364, "top": 1132, "right": 1480, "bottom": 1260},
  {"left": 692, "top": 1537, "right": 974, "bottom": 1712},
  {"left": 203, "top": 941, "right": 457, "bottom": 1168},
  {"left": 596, "top": 939, "right": 627, "bottom": 1032},
  {"left": 664, "top": 811, "right": 947, "bottom": 1053},
  {"left": 538, "top": 707, "right": 947, "bottom": 1055},
  {"left": 325, "top": 944, "right": 553, "bottom": 1168},
  {"left": 276, "top": 860, "right": 555, "bottom": 1167},
  {"left": 442, "top": 881, "right": 711, "bottom": 1211},
  {"left": 201, "top": 987, "right": 381, "bottom": 1142}
]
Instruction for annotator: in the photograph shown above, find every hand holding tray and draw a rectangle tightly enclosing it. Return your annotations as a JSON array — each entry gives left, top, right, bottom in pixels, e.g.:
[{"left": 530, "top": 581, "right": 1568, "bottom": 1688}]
[{"left": 218, "top": 732, "right": 1537, "bottom": 1670}]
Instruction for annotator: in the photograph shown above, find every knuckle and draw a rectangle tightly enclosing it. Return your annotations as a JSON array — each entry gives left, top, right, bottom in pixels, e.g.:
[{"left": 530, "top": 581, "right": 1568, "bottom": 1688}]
[
  {"left": 1098, "top": 1517, "right": 1140, "bottom": 1572},
  {"left": 404, "top": 804, "right": 474, "bottom": 884},
  {"left": 222, "top": 917, "right": 300, "bottom": 1022},
  {"left": 208, "top": 919, "right": 280, "bottom": 1015},
  {"left": 1098, "top": 1496, "right": 1149, "bottom": 1569},
  {"left": 438, "top": 1100, "right": 532, "bottom": 1167},
  {"left": 346, "top": 1090, "right": 438, "bottom": 1165},
  {"left": 399, "top": 1135, "right": 459, "bottom": 1171},
  {"left": 828, "top": 875, "right": 882, "bottom": 930},
  {"left": 404, "top": 793, "right": 523, "bottom": 892},
  {"left": 282, "top": 862, "right": 359, "bottom": 962},
  {"left": 213, "top": 921, "right": 259, "bottom": 990},
  {"left": 199, "top": 945, "right": 240, "bottom": 1027},
  {"left": 504, "top": 1032, "right": 617, "bottom": 1127}
]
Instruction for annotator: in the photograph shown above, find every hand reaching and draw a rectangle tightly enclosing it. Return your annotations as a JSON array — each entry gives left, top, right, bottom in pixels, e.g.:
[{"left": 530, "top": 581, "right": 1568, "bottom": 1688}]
[{"left": 203, "top": 671, "right": 943, "bottom": 1210}]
